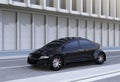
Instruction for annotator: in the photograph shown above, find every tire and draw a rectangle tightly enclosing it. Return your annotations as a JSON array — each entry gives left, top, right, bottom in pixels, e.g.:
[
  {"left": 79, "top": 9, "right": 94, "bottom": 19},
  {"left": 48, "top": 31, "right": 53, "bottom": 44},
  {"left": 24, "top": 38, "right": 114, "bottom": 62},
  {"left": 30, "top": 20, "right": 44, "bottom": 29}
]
[
  {"left": 50, "top": 56, "right": 63, "bottom": 71},
  {"left": 95, "top": 53, "right": 105, "bottom": 64}
]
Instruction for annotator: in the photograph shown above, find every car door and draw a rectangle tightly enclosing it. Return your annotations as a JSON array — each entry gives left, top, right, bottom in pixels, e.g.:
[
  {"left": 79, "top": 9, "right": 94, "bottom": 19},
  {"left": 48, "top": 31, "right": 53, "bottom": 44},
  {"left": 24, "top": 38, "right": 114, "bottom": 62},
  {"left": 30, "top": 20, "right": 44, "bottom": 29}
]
[
  {"left": 62, "top": 40, "right": 81, "bottom": 63},
  {"left": 79, "top": 39, "right": 96, "bottom": 60}
]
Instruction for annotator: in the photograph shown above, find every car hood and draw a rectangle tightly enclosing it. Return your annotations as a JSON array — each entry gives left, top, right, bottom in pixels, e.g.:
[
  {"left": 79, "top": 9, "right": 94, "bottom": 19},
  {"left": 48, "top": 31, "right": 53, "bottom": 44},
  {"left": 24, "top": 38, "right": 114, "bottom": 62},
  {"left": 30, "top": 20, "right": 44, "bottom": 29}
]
[{"left": 96, "top": 43, "right": 100, "bottom": 49}]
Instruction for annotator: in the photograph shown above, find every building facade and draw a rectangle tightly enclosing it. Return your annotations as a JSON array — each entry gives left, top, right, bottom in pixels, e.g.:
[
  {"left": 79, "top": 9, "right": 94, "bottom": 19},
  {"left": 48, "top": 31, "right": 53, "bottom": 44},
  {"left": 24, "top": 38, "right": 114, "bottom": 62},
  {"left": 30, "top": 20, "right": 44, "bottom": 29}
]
[{"left": 0, "top": 0, "right": 120, "bottom": 54}]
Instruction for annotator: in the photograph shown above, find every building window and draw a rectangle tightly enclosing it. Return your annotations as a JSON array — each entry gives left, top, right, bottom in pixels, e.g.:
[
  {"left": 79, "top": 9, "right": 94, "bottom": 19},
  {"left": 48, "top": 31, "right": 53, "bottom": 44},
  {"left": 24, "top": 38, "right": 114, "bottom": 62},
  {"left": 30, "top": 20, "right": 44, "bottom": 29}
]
[
  {"left": 116, "top": 0, "right": 119, "bottom": 17},
  {"left": 109, "top": 0, "right": 111, "bottom": 16},
  {"left": 116, "top": 0, "right": 117, "bottom": 17},
  {"left": 13, "top": 0, "right": 24, "bottom": 2},
  {"left": 101, "top": 0, "right": 103, "bottom": 15},
  {"left": 46, "top": 0, "right": 54, "bottom": 7},
  {"left": 83, "top": 0, "right": 87, "bottom": 12},
  {"left": 60, "top": 0, "right": 66, "bottom": 9},
  {"left": 30, "top": 0, "right": 40, "bottom": 5},
  {"left": 92, "top": 0, "right": 95, "bottom": 14},
  {"left": 72, "top": 0, "right": 77, "bottom": 11}
]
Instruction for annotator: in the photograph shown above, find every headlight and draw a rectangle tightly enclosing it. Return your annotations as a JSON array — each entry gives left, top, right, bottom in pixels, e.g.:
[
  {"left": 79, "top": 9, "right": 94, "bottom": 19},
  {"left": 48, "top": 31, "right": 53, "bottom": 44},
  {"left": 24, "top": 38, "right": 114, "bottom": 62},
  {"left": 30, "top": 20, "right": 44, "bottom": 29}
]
[
  {"left": 40, "top": 56, "right": 49, "bottom": 59},
  {"left": 28, "top": 54, "right": 31, "bottom": 58}
]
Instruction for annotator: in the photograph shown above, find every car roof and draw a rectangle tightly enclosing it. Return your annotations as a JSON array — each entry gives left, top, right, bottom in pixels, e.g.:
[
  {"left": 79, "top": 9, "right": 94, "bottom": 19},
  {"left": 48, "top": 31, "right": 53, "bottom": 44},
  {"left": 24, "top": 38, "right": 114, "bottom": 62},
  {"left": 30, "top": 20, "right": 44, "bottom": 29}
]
[
  {"left": 43, "top": 37, "right": 87, "bottom": 49},
  {"left": 41, "top": 37, "right": 98, "bottom": 51},
  {"left": 55, "top": 37, "right": 85, "bottom": 43}
]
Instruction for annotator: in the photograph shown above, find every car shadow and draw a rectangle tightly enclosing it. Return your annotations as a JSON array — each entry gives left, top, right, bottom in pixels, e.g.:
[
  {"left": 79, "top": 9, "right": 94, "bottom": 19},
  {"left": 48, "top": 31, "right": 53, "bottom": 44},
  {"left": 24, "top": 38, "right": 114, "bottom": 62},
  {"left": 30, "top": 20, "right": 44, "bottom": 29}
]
[
  {"left": 27, "top": 65, "right": 51, "bottom": 71},
  {"left": 27, "top": 61, "right": 96, "bottom": 71},
  {"left": 64, "top": 61, "right": 95, "bottom": 69}
]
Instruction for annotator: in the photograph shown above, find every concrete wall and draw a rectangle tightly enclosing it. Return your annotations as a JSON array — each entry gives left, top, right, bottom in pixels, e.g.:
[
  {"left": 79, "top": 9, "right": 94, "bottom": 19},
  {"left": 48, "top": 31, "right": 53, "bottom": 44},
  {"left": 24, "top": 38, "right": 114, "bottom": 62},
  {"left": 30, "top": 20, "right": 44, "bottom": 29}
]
[
  {"left": 0, "top": 0, "right": 9, "bottom": 4},
  {"left": 34, "top": 14, "right": 45, "bottom": 49},
  {"left": 115, "top": 23, "right": 120, "bottom": 47},
  {"left": 0, "top": 10, "right": 2, "bottom": 51},
  {"left": 116, "top": 0, "right": 120, "bottom": 18},
  {"left": 3, "top": 11, "right": 17, "bottom": 50},
  {"left": 0, "top": 8, "right": 120, "bottom": 51},
  {"left": 19, "top": 12, "right": 32, "bottom": 50},
  {"left": 95, "top": 21, "right": 101, "bottom": 44},
  {"left": 58, "top": 17, "right": 68, "bottom": 38},
  {"left": 0, "top": 0, "right": 119, "bottom": 20},
  {"left": 0, "top": 0, "right": 120, "bottom": 52}
]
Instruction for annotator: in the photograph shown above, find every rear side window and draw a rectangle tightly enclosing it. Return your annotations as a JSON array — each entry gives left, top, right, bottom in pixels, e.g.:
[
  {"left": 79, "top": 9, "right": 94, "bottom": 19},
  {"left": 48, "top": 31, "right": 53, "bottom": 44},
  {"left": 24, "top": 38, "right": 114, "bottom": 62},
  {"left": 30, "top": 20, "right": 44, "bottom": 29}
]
[
  {"left": 79, "top": 39, "right": 97, "bottom": 50},
  {"left": 63, "top": 40, "right": 80, "bottom": 52}
]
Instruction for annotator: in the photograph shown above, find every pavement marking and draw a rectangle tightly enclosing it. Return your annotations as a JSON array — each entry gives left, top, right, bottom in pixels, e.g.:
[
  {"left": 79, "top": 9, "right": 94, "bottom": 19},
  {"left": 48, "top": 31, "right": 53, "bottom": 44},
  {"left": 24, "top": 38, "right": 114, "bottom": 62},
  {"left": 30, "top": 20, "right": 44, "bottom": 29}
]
[
  {"left": 75, "top": 71, "right": 120, "bottom": 82},
  {"left": 5, "top": 64, "right": 120, "bottom": 82},
  {"left": 0, "top": 65, "right": 30, "bottom": 70}
]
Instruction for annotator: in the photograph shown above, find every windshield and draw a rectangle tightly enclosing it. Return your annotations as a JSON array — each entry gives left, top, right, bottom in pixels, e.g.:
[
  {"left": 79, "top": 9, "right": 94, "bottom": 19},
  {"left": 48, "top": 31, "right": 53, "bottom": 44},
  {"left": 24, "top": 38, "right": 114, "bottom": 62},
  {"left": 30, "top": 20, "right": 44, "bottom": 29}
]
[{"left": 44, "top": 41, "right": 63, "bottom": 48}]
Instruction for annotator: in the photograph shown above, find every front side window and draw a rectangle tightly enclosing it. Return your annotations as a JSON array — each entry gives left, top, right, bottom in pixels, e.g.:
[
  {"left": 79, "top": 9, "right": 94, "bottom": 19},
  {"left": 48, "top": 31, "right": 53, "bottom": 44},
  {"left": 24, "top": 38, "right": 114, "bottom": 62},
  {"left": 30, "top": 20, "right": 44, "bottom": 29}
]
[{"left": 63, "top": 40, "right": 80, "bottom": 52}]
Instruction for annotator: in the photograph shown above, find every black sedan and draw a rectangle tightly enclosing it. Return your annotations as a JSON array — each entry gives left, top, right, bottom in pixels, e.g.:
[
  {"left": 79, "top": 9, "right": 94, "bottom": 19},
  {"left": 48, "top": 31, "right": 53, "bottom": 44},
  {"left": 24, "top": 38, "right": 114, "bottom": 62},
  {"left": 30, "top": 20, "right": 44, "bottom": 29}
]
[{"left": 27, "top": 37, "right": 106, "bottom": 70}]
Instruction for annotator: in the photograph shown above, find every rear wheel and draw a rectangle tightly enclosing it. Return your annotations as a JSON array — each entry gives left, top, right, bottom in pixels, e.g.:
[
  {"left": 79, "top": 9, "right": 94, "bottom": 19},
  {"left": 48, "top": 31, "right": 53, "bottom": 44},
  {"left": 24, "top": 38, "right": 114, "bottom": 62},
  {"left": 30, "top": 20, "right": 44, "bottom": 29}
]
[
  {"left": 95, "top": 53, "right": 105, "bottom": 64},
  {"left": 50, "top": 56, "right": 63, "bottom": 71}
]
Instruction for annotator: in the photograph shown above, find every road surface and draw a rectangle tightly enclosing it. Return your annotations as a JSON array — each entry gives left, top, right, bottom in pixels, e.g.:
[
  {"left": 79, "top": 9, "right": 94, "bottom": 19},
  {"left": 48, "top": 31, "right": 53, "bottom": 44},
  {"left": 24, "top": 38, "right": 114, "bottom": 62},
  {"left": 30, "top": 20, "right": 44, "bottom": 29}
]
[{"left": 0, "top": 51, "right": 120, "bottom": 82}]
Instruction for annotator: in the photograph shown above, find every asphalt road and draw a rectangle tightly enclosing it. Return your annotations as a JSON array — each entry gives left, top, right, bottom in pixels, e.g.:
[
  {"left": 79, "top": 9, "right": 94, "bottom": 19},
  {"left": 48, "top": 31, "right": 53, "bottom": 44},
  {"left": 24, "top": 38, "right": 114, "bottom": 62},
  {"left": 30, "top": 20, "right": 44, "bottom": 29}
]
[{"left": 0, "top": 52, "right": 120, "bottom": 82}]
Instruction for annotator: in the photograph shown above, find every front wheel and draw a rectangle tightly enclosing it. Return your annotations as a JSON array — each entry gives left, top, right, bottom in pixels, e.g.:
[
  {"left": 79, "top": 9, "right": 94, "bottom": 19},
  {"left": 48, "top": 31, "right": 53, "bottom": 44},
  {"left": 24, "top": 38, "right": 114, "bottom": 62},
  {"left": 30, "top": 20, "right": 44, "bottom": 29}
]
[
  {"left": 95, "top": 53, "right": 105, "bottom": 64},
  {"left": 50, "top": 56, "right": 63, "bottom": 71}
]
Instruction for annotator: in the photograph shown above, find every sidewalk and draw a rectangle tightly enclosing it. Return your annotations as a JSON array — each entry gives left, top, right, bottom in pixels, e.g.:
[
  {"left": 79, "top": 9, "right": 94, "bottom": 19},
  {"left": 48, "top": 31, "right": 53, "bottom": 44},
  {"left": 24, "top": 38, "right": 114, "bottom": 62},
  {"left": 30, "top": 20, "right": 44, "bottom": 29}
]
[
  {"left": 102, "top": 47, "right": 120, "bottom": 52},
  {"left": 0, "top": 47, "right": 120, "bottom": 60},
  {"left": 0, "top": 50, "right": 30, "bottom": 59}
]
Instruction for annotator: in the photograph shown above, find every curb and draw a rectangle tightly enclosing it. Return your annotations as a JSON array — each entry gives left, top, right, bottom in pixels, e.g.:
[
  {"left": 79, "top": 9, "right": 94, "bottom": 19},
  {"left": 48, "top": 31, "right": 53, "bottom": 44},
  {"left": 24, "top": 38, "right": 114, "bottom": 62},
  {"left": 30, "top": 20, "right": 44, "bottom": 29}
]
[
  {"left": 103, "top": 50, "right": 120, "bottom": 52},
  {"left": 0, "top": 55, "right": 27, "bottom": 60}
]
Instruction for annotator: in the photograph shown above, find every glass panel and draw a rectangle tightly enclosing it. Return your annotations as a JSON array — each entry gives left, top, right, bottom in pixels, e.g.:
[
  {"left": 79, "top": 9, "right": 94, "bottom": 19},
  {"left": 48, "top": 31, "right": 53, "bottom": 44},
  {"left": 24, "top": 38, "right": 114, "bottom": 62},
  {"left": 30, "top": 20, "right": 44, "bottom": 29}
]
[
  {"left": 92, "top": 0, "right": 95, "bottom": 14},
  {"left": 116, "top": 0, "right": 120, "bottom": 18},
  {"left": 83, "top": 0, "right": 87, "bottom": 12},
  {"left": 13, "top": 0, "right": 24, "bottom": 2},
  {"left": 116, "top": 0, "right": 118, "bottom": 17},
  {"left": 101, "top": 0, "right": 103, "bottom": 15},
  {"left": 46, "top": 0, "right": 54, "bottom": 7},
  {"left": 63, "top": 40, "right": 80, "bottom": 52},
  {"left": 109, "top": 0, "right": 111, "bottom": 16},
  {"left": 79, "top": 39, "right": 97, "bottom": 49},
  {"left": 60, "top": 0, "right": 66, "bottom": 9},
  {"left": 72, "top": 0, "right": 77, "bottom": 11},
  {"left": 31, "top": 0, "right": 40, "bottom": 5}
]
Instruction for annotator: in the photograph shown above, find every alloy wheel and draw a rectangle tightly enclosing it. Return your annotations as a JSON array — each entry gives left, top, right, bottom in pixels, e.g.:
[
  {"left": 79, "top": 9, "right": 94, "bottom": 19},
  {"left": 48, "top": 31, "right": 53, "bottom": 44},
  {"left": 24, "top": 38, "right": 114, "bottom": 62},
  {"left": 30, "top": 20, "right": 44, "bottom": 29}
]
[
  {"left": 50, "top": 56, "right": 63, "bottom": 71},
  {"left": 95, "top": 53, "right": 105, "bottom": 64}
]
